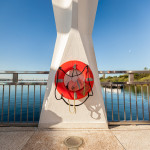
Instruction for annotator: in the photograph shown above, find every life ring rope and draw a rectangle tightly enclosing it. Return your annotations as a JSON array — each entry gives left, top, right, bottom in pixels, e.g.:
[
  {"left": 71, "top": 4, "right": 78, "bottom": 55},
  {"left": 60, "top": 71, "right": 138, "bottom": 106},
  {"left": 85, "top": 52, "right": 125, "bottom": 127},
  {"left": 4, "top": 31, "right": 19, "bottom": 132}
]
[
  {"left": 58, "top": 65, "right": 88, "bottom": 78},
  {"left": 55, "top": 64, "right": 93, "bottom": 107},
  {"left": 68, "top": 99, "right": 76, "bottom": 114}
]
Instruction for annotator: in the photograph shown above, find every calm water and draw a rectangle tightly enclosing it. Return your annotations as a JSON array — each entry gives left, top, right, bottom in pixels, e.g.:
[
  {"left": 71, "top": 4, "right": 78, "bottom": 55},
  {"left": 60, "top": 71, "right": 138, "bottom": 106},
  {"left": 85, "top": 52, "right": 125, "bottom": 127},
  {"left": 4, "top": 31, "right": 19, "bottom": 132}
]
[
  {"left": 0, "top": 85, "right": 46, "bottom": 122},
  {"left": 0, "top": 85, "right": 150, "bottom": 122},
  {"left": 103, "top": 86, "right": 150, "bottom": 121}
]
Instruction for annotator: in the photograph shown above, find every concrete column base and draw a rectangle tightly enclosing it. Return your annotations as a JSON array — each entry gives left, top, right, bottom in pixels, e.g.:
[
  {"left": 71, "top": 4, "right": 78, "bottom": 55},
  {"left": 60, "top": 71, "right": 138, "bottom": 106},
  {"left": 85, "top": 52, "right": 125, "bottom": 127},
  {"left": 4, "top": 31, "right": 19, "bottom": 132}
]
[{"left": 39, "top": 123, "right": 108, "bottom": 129}]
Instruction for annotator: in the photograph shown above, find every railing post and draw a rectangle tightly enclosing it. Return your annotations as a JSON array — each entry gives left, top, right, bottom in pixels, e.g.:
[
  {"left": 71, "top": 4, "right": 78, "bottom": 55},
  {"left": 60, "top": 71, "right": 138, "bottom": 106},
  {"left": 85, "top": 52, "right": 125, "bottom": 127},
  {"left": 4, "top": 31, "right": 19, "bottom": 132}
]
[
  {"left": 103, "top": 73, "right": 105, "bottom": 79},
  {"left": 128, "top": 73, "right": 134, "bottom": 82},
  {"left": 13, "top": 73, "right": 18, "bottom": 83}
]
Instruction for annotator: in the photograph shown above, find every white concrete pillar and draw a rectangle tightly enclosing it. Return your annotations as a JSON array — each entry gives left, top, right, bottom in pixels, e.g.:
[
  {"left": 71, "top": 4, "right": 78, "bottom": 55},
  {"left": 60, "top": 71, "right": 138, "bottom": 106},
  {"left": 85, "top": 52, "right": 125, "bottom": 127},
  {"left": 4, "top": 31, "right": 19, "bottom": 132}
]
[
  {"left": 129, "top": 74, "right": 134, "bottom": 82},
  {"left": 39, "top": 0, "right": 108, "bottom": 129}
]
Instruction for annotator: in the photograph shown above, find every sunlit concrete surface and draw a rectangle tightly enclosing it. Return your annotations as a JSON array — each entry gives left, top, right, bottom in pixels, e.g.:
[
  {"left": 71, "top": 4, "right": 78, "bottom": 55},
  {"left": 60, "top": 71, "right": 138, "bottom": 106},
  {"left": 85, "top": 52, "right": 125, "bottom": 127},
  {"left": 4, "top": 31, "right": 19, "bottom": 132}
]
[
  {"left": 22, "top": 129, "right": 123, "bottom": 150},
  {"left": 0, "top": 127, "right": 36, "bottom": 150},
  {"left": 0, "top": 125, "right": 150, "bottom": 150},
  {"left": 111, "top": 125, "right": 150, "bottom": 150}
]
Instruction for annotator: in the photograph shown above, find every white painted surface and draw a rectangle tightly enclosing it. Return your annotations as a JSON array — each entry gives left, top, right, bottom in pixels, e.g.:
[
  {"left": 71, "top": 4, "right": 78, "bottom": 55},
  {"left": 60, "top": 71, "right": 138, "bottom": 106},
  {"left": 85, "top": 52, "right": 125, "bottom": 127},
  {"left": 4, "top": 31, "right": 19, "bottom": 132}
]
[{"left": 39, "top": 0, "right": 108, "bottom": 129}]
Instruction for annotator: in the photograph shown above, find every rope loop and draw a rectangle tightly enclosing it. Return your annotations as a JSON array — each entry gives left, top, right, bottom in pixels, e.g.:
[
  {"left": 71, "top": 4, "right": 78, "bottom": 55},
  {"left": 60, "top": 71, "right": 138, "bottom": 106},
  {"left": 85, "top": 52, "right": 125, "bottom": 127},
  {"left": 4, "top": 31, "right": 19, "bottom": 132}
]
[{"left": 55, "top": 64, "right": 93, "bottom": 107}]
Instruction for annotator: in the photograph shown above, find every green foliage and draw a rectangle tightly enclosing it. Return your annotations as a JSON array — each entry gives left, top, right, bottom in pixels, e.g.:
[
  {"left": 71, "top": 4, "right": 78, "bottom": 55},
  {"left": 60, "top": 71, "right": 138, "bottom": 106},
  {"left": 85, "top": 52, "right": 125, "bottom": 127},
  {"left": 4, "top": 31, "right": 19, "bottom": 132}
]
[
  {"left": 134, "top": 73, "right": 150, "bottom": 80},
  {"left": 144, "top": 67, "right": 148, "bottom": 70},
  {"left": 100, "top": 69, "right": 150, "bottom": 82},
  {"left": 100, "top": 74, "right": 128, "bottom": 82},
  {"left": 138, "top": 75, "right": 150, "bottom": 82}
]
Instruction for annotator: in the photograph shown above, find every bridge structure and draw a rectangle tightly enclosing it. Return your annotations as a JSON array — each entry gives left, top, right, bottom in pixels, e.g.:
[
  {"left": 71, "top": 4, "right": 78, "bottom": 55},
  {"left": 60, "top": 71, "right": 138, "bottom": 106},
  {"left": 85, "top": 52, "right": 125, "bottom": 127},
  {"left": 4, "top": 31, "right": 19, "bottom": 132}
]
[
  {"left": 0, "top": 0, "right": 150, "bottom": 149},
  {"left": 0, "top": 70, "right": 149, "bottom": 126},
  {"left": 0, "top": 70, "right": 150, "bottom": 149}
]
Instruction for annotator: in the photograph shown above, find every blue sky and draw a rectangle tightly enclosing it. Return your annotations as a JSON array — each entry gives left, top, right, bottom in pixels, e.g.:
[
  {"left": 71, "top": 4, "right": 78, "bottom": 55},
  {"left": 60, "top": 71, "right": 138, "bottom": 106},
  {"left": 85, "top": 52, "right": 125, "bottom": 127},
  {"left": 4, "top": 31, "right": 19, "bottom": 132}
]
[{"left": 0, "top": 0, "right": 150, "bottom": 72}]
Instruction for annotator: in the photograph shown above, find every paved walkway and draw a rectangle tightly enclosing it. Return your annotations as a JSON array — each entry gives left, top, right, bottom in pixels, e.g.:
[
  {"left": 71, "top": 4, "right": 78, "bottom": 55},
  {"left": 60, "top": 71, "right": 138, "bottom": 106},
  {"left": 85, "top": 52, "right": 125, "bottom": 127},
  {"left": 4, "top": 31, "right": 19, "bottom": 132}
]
[{"left": 0, "top": 125, "right": 150, "bottom": 150}]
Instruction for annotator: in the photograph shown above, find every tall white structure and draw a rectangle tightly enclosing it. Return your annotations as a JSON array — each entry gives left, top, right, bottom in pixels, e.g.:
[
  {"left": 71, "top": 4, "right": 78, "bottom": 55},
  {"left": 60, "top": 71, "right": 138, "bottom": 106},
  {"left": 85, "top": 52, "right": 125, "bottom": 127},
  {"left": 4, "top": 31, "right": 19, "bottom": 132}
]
[{"left": 39, "top": 0, "right": 108, "bottom": 129}]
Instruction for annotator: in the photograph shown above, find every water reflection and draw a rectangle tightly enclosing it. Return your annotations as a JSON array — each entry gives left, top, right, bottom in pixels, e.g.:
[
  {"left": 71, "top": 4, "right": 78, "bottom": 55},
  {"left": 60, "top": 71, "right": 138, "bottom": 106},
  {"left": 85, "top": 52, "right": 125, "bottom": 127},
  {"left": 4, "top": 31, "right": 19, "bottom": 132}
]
[
  {"left": 102, "top": 85, "right": 150, "bottom": 121},
  {"left": 124, "top": 85, "right": 149, "bottom": 100},
  {"left": 0, "top": 85, "right": 149, "bottom": 122},
  {"left": 103, "top": 88, "right": 121, "bottom": 94}
]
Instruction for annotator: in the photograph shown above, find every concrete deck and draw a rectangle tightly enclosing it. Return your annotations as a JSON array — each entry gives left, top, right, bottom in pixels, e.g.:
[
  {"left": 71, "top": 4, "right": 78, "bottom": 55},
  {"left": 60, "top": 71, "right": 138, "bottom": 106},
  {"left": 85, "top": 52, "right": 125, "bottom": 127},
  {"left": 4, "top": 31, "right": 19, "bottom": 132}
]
[{"left": 0, "top": 125, "right": 150, "bottom": 150}]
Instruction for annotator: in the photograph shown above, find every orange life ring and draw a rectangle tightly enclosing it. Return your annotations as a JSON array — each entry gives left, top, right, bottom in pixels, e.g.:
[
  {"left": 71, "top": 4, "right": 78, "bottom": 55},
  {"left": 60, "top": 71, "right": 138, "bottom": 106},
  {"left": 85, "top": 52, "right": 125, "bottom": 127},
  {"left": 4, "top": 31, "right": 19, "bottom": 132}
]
[{"left": 55, "top": 60, "right": 94, "bottom": 100}]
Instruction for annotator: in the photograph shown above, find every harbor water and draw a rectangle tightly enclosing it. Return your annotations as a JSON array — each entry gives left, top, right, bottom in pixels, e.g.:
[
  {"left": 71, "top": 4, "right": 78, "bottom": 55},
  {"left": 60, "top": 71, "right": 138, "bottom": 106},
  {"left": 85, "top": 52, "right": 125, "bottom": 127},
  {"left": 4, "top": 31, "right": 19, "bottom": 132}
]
[{"left": 0, "top": 85, "right": 150, "bottom": 122}]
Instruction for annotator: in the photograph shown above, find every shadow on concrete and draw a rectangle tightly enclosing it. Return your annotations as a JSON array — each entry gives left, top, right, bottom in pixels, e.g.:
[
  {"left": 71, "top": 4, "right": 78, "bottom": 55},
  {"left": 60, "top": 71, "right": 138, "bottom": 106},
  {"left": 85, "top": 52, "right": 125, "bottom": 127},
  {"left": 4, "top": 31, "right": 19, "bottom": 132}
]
[
  {"left": 39, "top": 110, "right": 62, "bottom": 128},
  {"left": 52, "top": 0, "right": 79, "bottom": 33},
  {"left": 39, "top": 67, "right": 62, "bottom": 127},
  {"left": 83, "top": 95, "right": 102, "bottom": 120},
  {"left": 109, "top": 125, "right": 120, "bottom": 129},
  {"left": 52, "top": 1, "right": 72, "bottom": 33}
]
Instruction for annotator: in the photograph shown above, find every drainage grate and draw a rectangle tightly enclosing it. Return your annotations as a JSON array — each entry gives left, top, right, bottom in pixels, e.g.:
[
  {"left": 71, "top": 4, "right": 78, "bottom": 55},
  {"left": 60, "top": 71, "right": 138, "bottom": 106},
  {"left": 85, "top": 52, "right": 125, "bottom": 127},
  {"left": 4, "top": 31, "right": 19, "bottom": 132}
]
[{"left": 64, "top": 136, "right": 83, "bottom": 150}]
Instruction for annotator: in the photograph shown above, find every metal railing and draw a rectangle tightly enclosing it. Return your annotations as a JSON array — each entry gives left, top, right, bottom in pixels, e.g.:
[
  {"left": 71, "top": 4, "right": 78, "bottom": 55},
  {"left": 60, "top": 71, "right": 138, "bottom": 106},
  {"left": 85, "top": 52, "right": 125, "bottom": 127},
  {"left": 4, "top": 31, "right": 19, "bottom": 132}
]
[
  {"left": 0, "top": 70, "right": 150, "bottom": 126},
  {"left": 101, "top": 82, "right": 150, "bottom": 125},
  {"left": 0, "top": 83, "right": 47, "bottom": 127}
]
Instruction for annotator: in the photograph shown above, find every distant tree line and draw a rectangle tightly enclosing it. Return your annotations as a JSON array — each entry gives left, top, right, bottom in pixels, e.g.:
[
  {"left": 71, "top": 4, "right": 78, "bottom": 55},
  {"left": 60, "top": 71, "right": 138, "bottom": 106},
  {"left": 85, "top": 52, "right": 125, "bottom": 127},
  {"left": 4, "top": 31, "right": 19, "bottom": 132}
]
[{"left": 100, "top": 67, "right": 150, "bottom": 82}]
